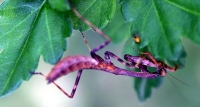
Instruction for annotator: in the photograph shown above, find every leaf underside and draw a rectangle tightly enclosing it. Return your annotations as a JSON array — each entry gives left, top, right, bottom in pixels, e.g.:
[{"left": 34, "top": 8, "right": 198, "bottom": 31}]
[
  {"left": 121, "top": 0, "right": 200, "bottom": 101},
  {"left": 0, "top": 0, "right": 71, "bottom": 96},
  {"left": 121, "top": 0, "right": 200, "bottom": 65},
  {"left": 134, "top": 77, "right": 162, "bottom": 102},
  {"left": 70, "top": 0, "right": 116, "bottom": 31}
]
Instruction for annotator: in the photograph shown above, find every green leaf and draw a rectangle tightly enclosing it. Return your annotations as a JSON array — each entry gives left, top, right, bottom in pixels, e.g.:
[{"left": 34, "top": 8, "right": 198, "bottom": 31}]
[
  {"left": 120, "top": 0, "right": 200, "bottom": 101},
  {"left": 134, "top": 76, "right": 162, "bottom": 102},
  {"left": 70, "top": 0, "right": 116, "bottom": 31},
  {"left": 0, "top": 0, "right": 72, "bottom": 97},
  {"left": 103, "top": 1, "right": 131, "bottom": 43},
  {"left": 48, "top": 0, "right": 70, "bottom": 12},
  {"left": 120, "top": 0, "right": 200, "bottom": 66}
]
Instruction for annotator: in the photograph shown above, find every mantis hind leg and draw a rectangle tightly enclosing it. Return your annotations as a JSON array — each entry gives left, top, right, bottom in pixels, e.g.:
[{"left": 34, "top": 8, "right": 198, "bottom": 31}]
[
  {"left": 30, "top": 69, "right": 83, "bottom": 98},
  {"left": 69, "top": 69, "right": 83, "bottom": 98}
]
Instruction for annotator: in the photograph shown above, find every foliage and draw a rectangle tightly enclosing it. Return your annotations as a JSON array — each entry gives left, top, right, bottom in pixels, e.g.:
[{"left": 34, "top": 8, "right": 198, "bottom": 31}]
[{"left": 0, "top": 0, "right": 72, "bottom": 97}]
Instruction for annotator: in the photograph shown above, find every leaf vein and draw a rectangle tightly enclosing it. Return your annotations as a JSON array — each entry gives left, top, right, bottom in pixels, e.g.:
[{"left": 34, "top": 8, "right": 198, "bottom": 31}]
[
  {"left": 1, "top": 0, "right": 46, "bottom": 94},
  {"left": 44, "top": 6, "right": 56, "bottom": 61},
  {"left": 165, "top": 0, "right": 200, "bottom": 16},
  {"left": 152, "top": 0, "right": 172, "bottom": 52}
]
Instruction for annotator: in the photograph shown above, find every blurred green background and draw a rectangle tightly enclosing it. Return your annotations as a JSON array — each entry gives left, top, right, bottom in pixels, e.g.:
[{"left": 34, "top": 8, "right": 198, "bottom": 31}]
[{"left": 0, "top": 0, "right": 200, "bottom": 107}]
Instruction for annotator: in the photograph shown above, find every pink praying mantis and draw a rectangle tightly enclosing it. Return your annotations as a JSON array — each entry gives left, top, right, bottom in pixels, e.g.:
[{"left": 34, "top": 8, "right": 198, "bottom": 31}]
[{"left": 30, "top": 1, "right": 179, "bottom": 98}]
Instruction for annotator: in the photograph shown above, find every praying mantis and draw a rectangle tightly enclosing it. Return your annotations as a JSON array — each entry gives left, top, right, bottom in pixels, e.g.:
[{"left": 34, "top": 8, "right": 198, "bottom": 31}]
[{"left": 30, "top": 1, "right": 178, "bottom": 98}]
